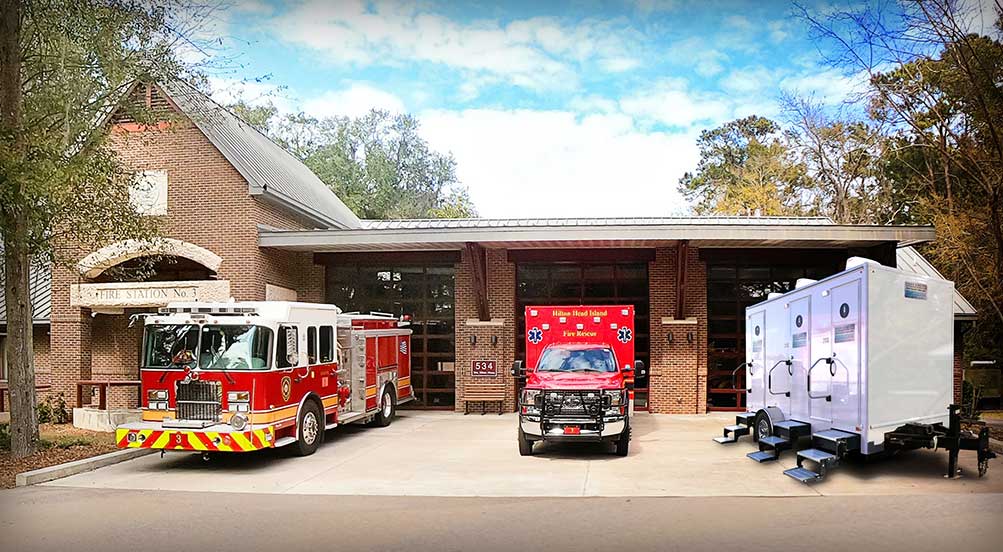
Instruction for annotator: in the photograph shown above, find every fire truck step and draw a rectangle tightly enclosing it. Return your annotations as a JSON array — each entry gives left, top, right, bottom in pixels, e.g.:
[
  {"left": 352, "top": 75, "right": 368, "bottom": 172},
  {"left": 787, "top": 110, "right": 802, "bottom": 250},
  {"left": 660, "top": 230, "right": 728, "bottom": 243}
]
[
  {"left": 338, "top": 411, "right": 368, "bottom": 424},
  {"left": 784, "top": 466, "right": 823, "bottom": 483},
  {"left": 274, "top": 436, "right": 297, "bottom": 448},
  {"left": 747, "top": 450, "right": 778, "bottom": 462},
  {"left": 735, "top": 412, "right": 756, "bottom": 426},
  {"left": 713, "top": 424, "right": 749, "bottom": 444}
]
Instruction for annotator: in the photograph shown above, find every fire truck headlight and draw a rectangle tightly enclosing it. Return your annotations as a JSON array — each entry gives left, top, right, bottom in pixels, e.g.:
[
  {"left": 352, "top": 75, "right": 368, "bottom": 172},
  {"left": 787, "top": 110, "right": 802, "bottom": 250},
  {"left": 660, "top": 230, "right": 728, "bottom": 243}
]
[
  {"left": 147, "top": 389, "right": 168, "bottom": 402},
  {"left": 227, "top": 391, "right": 250, "bottom": 402},
  {"left": 230, "top": 413, "right": 249, "bottom": 431}
]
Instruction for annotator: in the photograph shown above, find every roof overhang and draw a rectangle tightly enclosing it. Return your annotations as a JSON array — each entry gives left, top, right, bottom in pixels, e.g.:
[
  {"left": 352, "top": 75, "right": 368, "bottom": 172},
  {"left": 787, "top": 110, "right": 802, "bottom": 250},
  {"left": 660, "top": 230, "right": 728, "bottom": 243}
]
[{"left": 258, "top": 223, "right": 936, "bottom": 252}]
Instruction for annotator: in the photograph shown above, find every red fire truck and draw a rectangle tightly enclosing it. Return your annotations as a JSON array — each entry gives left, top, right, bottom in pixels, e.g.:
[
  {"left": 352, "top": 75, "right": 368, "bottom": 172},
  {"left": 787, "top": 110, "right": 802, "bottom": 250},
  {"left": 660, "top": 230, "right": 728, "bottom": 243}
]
[
  {"left": 512, "top": 305, "right": 646, "bottom": 456},
  {"left": 116, "top": 301, "right": 412, "bottom": 457}
]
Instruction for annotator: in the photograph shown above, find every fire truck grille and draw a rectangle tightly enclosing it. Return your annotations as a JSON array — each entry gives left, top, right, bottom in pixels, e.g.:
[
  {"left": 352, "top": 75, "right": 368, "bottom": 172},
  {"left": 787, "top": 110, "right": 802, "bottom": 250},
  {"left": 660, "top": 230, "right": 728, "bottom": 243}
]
[
  {"left": 542, "top": 390, "right": 605, "bottom": 417},
  {"left": 175, "top": 380, "right": 222, "bottom": 422}
]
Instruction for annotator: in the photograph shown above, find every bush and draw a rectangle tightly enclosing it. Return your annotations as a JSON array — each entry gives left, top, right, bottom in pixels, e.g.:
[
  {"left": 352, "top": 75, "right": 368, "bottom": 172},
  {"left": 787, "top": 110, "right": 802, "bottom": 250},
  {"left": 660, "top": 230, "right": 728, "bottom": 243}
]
[
  {"left": 0, "top": 424, "right": 9, "bottom": 452},
  {"left": 37, "top": 393, "right": 70, "bottom": 425},
  {"left": 961, "top": 379, "right": 983, "bottom": 420}
]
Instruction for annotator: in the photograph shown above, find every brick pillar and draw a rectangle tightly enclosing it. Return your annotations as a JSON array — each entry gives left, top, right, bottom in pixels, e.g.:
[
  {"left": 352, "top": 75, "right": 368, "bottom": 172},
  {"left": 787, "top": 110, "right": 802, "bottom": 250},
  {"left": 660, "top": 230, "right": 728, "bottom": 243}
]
[
  {"left": 647, "top": 246, "right": 708, "bottom": 414},
  {"left": 454, "top": 248, "right": 517, "bottom": 413},
  {"left": 49, "top": 263, "right": 93, "bottom": 408}
]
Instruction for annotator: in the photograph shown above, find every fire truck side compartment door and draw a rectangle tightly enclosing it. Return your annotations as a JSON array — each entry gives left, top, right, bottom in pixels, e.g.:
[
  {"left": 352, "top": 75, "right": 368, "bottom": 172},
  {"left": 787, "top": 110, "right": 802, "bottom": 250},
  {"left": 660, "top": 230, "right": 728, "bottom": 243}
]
[{"left": 351, "top": 332, "right": 366, "bottom": 413}]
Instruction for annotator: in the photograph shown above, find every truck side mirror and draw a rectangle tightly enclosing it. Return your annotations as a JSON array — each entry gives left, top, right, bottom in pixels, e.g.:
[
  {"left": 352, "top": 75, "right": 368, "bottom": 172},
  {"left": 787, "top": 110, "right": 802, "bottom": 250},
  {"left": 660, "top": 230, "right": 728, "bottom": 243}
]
[
  {"left": 634, "top": 360, "right": 647, "bottom": 378},
  {"left": 510, "top": 360, "right": 524, "bottom": 377}
]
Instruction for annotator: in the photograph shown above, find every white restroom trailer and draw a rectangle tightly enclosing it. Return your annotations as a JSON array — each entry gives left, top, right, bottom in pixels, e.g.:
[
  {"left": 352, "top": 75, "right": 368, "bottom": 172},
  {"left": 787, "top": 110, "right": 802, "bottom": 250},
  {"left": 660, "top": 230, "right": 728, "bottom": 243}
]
[{"left": 714, "top": 257, "right": 996, "bottom": 482}]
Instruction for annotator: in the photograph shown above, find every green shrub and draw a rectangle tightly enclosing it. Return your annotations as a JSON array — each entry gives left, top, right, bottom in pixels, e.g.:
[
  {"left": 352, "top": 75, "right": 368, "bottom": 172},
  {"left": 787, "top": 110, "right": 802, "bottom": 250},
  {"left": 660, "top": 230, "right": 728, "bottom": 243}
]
[
  {"left": 0, "top": 424, "right": 10, "bottom": 452},
  {"left": 37, "top": 393, "right": 70, "bottom": 424}
]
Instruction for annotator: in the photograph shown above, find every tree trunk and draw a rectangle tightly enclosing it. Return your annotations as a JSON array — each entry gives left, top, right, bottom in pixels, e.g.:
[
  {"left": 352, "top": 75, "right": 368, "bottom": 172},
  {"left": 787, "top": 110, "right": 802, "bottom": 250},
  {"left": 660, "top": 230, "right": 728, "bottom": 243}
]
[{"left": 1, "top": 0, "right": 38, "bottom": 458}]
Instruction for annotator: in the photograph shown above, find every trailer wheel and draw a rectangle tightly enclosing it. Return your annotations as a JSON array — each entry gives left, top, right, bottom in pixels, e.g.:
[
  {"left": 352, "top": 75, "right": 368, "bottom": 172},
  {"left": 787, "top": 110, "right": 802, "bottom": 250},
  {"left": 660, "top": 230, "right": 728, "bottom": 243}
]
[
  {"left": 518, "top": 427, "right": 534, "bottom": 456},
  {"left": 613, "top": 419, "right": 630, "bottom": 457},
  {"left": 753, "top": 410, "right": 773, "bottom": 442},
  {"left": 373, "top": 385, "right": 396, "bottom": 427},
  {"left": 294, "top": 399, "right": 323, "bottom": 456}
]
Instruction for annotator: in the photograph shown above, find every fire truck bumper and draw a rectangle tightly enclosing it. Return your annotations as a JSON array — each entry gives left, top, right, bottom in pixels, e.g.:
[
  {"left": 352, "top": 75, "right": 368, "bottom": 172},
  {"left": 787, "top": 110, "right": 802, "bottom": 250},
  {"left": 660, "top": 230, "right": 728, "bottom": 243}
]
[
  {"left": 520, "top": 416, "right": 626, "bottom": 442},
  {"left": 115, "top": 422, "right": 275, "bottom": 453}
]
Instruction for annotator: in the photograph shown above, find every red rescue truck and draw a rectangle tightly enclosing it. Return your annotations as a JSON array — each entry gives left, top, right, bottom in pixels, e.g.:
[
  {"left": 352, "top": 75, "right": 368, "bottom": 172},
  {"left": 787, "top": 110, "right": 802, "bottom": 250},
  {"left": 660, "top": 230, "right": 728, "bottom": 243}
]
[
  {"left": 116, "top": 301, "right": 412, "bottom": 457},
  {"left": 512, "top": 305, "right": 646, "bottom": 456}
]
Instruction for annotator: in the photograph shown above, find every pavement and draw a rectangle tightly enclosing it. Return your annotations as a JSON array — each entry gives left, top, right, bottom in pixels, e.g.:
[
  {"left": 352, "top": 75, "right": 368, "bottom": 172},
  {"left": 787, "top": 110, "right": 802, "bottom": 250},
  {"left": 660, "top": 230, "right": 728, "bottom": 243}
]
[
  {"left": 1, "top": 487, "right": 1000, "bottom": 552},
  {"left": 39, "top": 411, "right": 1003, "bottom": 497}
]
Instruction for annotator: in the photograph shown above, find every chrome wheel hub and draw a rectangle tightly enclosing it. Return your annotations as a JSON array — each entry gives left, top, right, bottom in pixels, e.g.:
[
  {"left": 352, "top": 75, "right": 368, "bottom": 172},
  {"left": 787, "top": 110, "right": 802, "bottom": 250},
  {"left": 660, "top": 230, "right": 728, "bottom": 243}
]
[
  {"left": 757, "top": 419, "right": 770, "bottom": 440},
  {"left": 382, "top": 393, "right": 393, "bottom": 418},
  {"left": 302, "top": 411, "right": 318, "bottom": 445}
]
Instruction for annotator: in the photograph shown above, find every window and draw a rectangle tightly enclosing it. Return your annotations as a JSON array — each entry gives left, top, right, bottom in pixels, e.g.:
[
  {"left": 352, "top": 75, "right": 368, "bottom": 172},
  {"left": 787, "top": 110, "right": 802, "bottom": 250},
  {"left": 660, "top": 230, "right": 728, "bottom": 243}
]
[
  {"left": 307, "top": 327, "right": 317, "bottom": 364},
  {"left": 537, "top": 346, "right": 617, "bottom": 373},
  {"left": 319, "top": 326, "right": 334, "bottom": 363},
  {"left": 143, "top": 324, "right": 200, "bottom": 368},
  {"left": 198, "top": 326, "right": 272, "bottom": 370},
  {"left": 276, "top": 325, "right": 298, "bottom": 368}
]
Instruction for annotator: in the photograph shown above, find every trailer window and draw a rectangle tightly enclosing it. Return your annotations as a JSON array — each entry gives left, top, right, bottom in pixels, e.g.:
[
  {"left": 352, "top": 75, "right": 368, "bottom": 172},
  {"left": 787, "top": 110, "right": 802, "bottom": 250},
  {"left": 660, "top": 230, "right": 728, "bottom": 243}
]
[
  {"left": 277, "top": 325, "right": 298, "bottom": 368},
  {"left": 536, "top": 347, "right": 617, "bottom": 373},
  {"left": 199, "top": 326, "right": 272, "bottom": 370},
  {"left": 319, "top": 326, "right": 334, "bottom": 363},
  {"left": 144, "top": 325, "right": 200, "bottom": 368},
  {"left": 307, "top": 327, "right": 318, "bottom": 364}
]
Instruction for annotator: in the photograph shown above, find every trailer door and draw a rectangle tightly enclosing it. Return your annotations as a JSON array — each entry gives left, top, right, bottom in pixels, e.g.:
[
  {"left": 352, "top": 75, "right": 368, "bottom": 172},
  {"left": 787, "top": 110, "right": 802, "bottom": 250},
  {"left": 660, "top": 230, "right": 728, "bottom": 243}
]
[
  {"left": 746, "top": 310, "right": 766, "bottom": 411},
  {"left": 809, "top": 291, "right": 832, "bottom": 424},
  {"left": 788, "top": 296, "right": 811, "bottom": 422},
  {"left": 830, "top": 279, "right": 862, "bottom": 430}
]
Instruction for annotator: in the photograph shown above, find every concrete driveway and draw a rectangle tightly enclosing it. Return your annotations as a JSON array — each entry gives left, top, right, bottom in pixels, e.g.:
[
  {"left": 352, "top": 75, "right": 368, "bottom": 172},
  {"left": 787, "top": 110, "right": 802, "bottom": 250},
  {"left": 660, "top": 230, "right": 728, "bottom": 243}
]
[{"left": 44, "top": 411, "right": 1003, "bottom": 497}]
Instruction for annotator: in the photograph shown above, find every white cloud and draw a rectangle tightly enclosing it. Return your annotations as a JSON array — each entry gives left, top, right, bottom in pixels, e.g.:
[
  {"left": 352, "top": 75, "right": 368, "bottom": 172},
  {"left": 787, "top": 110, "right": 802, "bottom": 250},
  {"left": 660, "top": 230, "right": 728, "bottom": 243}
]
[
  {"left": 665, "top": 37, "right": 729, "bottom": 77},
  {"left": 725, "top": 15, "right": 754, "bottom": 30},
  {"left": 301, "top": 84, "right": 406, "bottom": 118},
  {"left": 273, "top": 1, "right": 641, "bottom": 91},
  {"left": 768, "top": 20, "right": 790, "bottom": 42},
  {"left": 208, "top": 77, "right": 297, "bottom": 113},
  {"left": 720, "top": 66, "right": 778, "bottom": 94},
  {"left": 629, "top": 0, "right": 678, "bottom": 13},
  {"left": 779, "top": 68, "right": 870, "bottom": 105},
  {"left": 420, "top": 108, "right": 698, "bottom": 217},
  {"left": 619, "top": 79, "right": 731, "bottom": 128}
]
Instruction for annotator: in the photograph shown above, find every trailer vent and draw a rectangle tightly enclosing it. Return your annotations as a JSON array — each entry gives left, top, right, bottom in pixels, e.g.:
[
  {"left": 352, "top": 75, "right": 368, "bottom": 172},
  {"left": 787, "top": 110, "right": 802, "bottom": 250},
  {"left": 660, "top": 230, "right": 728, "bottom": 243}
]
[{"left": 175, "top": 380, "right": 222, "bottom": 422}]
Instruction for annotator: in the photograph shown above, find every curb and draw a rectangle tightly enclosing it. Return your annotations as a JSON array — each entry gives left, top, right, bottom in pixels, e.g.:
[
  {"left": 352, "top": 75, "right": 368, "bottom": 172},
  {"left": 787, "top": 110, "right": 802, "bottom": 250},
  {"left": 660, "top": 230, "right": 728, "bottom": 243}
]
[
  {"left": 16, "top": 448, "right": 155, "bottom": 487},
  {"left": 990, "top": 438, "right": 1003, "bottom": 455}
]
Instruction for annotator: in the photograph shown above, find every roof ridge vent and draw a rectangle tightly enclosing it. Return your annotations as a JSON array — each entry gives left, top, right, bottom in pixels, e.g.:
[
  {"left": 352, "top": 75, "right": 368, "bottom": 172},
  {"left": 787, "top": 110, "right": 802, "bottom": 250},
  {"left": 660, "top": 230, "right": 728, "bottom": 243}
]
[{"left": 795, "top": 278, "right": 817, "bottom": 289}]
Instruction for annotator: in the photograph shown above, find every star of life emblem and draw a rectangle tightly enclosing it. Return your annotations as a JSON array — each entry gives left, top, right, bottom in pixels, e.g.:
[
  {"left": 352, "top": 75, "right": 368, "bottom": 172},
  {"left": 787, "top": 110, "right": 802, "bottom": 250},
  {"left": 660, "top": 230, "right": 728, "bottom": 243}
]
[
  {"left": 527, "top": 327, "right": 544, "bottom": 344},
  {"left": 617, "top": 326, "right": 632, "bottom": 343}
]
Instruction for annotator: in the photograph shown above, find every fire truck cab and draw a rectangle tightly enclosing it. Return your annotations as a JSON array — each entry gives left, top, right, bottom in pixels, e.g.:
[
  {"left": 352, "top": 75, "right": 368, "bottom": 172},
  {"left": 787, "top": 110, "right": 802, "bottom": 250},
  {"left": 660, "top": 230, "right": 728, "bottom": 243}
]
[
  {"left": 513, "top": 305, "right": 646, "bottom": 457},
  {"left": 116, "top": 301, "right": 412, "bottom": 457}
]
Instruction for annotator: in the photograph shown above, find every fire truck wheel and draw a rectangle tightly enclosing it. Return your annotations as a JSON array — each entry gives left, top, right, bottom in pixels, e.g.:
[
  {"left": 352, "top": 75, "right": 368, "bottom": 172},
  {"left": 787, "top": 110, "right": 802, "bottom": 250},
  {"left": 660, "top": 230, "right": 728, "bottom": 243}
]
[
  {"left": 294, "top": 400, "right": 324, "bottom": 456},
  {"left": 613, "top": 420, "right": 630, "bottom": 457},
  {"left": 518, "top": 428, "right": 534, "bottom": 456},
  {"left": 373, "top": 385, "right": 396, "bottom": 427}
]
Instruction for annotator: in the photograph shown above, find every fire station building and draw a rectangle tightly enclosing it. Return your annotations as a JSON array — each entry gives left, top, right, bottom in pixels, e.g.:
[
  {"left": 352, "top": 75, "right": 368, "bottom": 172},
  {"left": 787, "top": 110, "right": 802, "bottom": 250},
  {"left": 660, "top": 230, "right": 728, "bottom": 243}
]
[{"left": 0, "top": 82, "right": 976, "bottom": 418}]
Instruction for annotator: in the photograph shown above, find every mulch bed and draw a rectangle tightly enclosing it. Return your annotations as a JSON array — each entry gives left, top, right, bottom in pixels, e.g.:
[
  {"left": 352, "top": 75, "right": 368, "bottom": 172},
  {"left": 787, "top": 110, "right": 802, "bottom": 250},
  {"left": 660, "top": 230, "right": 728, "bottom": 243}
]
[{"left": 0, "top": 424, "right": 118, "bottom": 489}]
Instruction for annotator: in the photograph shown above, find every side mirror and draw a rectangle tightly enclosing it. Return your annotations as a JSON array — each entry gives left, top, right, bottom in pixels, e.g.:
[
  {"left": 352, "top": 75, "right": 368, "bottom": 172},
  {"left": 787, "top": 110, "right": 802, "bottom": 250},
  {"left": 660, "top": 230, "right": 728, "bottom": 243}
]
[
  {"left": 510, "top": 360, "right": 524, "bottom": 377},
  {"left": 622, "top": 363, "right": 633, "bottom": 374},
  {"left": 634, "top": 360, "right": 647, "bottom": 378}
]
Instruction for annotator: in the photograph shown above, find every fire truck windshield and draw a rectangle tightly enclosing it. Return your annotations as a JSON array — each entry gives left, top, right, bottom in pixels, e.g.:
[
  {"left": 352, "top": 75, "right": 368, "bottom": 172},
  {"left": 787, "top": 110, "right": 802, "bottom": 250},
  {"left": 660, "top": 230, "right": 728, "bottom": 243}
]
[
  {"left": 536, "top": 346, "right": 617, "bottom": 373},
  {"left": 144, "top": 324, "right": 272, "bottom": 370}
]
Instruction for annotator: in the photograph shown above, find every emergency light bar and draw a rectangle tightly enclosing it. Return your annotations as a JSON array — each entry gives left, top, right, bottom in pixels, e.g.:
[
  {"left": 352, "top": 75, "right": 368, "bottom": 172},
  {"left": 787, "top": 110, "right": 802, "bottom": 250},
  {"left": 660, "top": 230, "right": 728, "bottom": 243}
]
[{"left": 158, "top": 305, "right": 259, "bottom": 315}]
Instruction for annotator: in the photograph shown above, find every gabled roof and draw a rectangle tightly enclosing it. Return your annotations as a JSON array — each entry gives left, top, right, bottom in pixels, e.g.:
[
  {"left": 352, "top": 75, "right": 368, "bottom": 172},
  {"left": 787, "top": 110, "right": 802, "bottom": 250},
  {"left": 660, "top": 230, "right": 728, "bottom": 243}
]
[
  {"left": 152, "top": 81, "right": 362, "bottom": 230},
  {"left": 896, "top": 246, "right": 977, "bottom": 319}
]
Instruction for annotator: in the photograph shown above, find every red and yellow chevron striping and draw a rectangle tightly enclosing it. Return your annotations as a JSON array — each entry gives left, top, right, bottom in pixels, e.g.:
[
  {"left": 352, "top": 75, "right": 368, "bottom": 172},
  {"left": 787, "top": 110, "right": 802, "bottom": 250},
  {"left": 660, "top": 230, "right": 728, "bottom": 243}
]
[{"left": 115, "top": 426, "right": 275, "bottom": 453}]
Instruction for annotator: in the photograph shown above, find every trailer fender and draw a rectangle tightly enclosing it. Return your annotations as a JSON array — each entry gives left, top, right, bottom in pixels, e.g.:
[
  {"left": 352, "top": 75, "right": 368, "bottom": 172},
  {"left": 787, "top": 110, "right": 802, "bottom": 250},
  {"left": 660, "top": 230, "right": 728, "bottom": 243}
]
[{"left": 753, "top": 406, "right": 786, "bottom": 442}]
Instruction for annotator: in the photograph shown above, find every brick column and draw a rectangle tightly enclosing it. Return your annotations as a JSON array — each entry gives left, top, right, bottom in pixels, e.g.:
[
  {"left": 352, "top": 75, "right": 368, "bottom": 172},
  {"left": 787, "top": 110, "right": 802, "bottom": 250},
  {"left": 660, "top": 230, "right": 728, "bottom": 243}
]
[
  {"left": 647, "top": 246, "right": 708, "bottom": 414},
  {"left": 454, "top": 248, "right": 517, "bottom": 413}
]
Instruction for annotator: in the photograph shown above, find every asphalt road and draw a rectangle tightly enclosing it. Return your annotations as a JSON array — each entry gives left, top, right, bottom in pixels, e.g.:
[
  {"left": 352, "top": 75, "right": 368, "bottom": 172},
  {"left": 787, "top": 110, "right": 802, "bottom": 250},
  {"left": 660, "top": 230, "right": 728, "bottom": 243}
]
[{"left": 1, "top": 486, "right": 1000, "bottom": 552}]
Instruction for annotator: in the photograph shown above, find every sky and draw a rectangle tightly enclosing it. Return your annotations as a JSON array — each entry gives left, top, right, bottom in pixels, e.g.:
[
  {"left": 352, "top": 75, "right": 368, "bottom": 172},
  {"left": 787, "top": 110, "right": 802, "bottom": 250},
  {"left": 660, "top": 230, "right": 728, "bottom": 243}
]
[{"left": 190, "top": 0, "right": 986, "bottom": 218}]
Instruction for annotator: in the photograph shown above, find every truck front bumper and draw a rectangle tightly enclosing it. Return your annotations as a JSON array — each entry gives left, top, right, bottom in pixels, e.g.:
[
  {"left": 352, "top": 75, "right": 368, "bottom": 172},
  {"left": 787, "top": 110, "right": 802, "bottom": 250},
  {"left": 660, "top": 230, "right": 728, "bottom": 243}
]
[
  {"left": 116, "top": 421, "right": 275, "bottom": 453},
  {"left": 520, "top": 416, "right": 626, "bottom": 442}
]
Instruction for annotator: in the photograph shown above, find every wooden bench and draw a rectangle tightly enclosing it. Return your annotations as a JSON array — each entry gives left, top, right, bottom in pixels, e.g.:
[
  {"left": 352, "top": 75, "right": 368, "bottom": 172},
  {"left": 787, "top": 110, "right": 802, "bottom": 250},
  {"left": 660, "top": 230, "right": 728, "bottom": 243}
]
[
  {"left": 76, "top": 380, "right": 142, "bottom": 410},
  {"left": 462, "top": 384, "right": 507, "bottom": 415},
  {"left": 0, "top": 381, "right": 52, "bottom": 412}
]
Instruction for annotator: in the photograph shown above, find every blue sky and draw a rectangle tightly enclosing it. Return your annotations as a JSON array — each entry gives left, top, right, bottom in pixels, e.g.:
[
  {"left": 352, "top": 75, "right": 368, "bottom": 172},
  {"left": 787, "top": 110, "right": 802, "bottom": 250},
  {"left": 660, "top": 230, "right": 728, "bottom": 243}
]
[{"left": 204, "top": 0, "right": 872, "bottom": 218}]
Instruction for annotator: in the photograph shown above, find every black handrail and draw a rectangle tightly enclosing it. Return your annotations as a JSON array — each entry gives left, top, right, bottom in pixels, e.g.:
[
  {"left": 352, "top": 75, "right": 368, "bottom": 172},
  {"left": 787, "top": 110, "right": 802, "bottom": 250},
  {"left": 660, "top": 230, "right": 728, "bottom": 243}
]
[
  {"left": 731, "top": 361, "right": 751, "bottom": 389},
  {"left": 806, "top": 356, "right": 834, "bottom": 401},
  {"left": 767, "top": 359, "right": 793, "bottom": 396}
]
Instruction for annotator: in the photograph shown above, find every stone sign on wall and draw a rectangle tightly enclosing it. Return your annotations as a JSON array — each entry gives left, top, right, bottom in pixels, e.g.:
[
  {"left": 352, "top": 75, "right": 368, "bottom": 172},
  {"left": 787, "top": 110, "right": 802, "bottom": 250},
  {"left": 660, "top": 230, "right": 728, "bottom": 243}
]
[{"left": 70, "top": 280, "right": 231, "bottom": 309}]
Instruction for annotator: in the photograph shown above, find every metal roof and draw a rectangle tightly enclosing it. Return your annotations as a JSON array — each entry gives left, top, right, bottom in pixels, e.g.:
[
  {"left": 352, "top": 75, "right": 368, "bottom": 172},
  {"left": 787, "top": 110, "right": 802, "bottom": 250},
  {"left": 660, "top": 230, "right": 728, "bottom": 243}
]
[
  {"left": 0, "top": 259, "right": 52, "bottom": 327},
  {"left": 360, "top": 216, "right": 837, "bottom": 230},
  {"left": 261, "top": 217, "right": 935, "bottom": 252},
  {"left": 160, "top": 81, "right": 362, "bottom": 230},
  {"left": 896, "top": 246, "right": 977, "bottom": 319}
]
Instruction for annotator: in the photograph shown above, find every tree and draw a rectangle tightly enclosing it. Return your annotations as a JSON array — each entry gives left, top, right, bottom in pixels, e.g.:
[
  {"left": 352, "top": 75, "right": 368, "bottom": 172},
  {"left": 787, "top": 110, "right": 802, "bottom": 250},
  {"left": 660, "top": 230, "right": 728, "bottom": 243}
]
[
  {"left": 229, "top": 102, "right": 476, "bottom": 219},
  {"left": 678, "top": 115, "right": 810, "bottom": 216},
  {"left": 0, "top": 0, "right": 207, "bottom": 458}
]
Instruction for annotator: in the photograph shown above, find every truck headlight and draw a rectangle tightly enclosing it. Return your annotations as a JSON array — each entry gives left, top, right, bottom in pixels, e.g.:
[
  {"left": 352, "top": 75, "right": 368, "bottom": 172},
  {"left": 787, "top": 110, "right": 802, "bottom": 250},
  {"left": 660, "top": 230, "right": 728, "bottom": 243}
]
[
  {"left": 602, "top": 389, "right": 623, "bottom": 406},
  {"left": 230, "top": 412, "right": 248, "bottom": 431},
  {"left": 147, "top": 389, "right": 168, "bottom": 402},
  {"left": 521, "top": 389, "right": 542, "bottom": 415},
  {"left": 227, "top": 391, "right": 250, "bottom": 402}
]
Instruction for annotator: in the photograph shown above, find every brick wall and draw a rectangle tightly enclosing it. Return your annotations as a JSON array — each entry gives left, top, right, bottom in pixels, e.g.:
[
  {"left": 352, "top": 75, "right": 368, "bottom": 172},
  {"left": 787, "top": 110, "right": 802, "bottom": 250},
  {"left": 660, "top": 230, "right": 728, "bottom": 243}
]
[
  {"left": 647, "top": 246, "right": 708, "bottom": 414},
  {"left": 48, "top": 112, "right": 325, "bottom": 411},
  {"left": 454, "top": 248, "right": 517, "bottom": 413}
]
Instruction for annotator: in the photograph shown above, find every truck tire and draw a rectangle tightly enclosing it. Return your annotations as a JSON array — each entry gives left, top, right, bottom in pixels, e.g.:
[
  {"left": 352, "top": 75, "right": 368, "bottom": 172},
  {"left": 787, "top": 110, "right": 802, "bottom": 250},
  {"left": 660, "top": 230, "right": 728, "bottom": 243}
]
[
  {"left": 518, "top": 427, "right": 534, "bottom": 456},
  {"left": 373, "top": 385, "right": 396, "bottom": 427},
  {"left": 294, "top": 399, "right": 323, "bottom": 456},
  {"left": 614, "top": 419, "right": 630, "bottom": 457}
]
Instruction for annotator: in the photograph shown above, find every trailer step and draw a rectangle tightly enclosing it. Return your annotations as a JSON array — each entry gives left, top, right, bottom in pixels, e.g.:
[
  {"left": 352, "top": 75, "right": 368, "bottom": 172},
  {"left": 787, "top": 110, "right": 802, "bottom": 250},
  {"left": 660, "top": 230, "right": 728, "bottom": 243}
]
[
  {"left": 735, "top": 412, "right": 756, "bottom": 426},
  {"left": 773, "top": 420, "right": 811, "bottom": 441},
  {"left": 713, "top": 424, "right": 750, "bottom": 444},
  {"left": 747, "top": 450, "right": 778, "bottom": 462},
  {"left": 812, "top": 429, "right": 860, "bottom": 455},
  {"left": 759, "top": 435, "right": 790, "bottom": 449},
  {"left": 783, "top": 466, "right": 823, "bottom": 483},
  {"left": 797, "top": 448, "right": 837, "bottom": 464}
]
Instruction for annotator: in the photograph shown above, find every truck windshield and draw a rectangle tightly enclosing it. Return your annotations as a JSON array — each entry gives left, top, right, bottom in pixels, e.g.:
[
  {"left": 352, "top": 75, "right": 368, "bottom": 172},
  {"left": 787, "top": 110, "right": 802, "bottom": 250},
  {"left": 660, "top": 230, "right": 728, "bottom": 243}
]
[
  {"left": 144, "top": 324, "right": 272, "bottom": 370},
  {"left": 536, "top": 347, "right": 617, "bottom": 373}
]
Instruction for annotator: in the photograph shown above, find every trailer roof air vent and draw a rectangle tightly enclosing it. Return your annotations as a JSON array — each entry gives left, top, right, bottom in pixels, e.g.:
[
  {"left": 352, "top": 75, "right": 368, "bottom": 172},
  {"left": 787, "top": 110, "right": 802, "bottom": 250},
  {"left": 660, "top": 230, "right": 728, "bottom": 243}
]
[
  {"left": 845, "top": 256, "right": 879, "bottom": 270},
  {"left": 767, "top": 292, "right": 783, "bottom": 300},
  {"left": 795, "top": 278, "right": 817, "bottom": 289}
]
